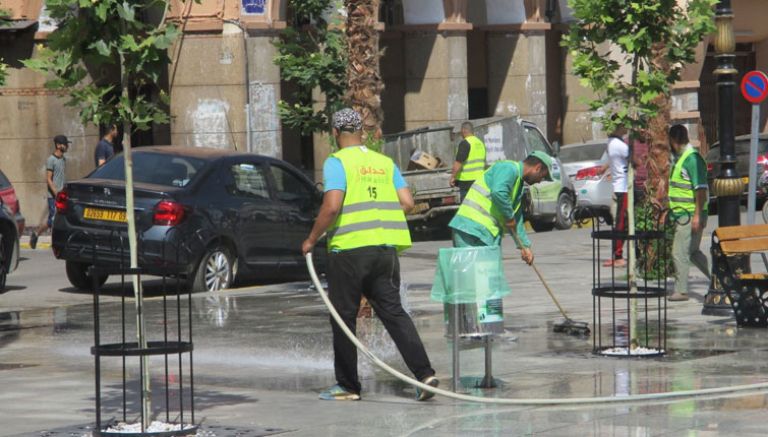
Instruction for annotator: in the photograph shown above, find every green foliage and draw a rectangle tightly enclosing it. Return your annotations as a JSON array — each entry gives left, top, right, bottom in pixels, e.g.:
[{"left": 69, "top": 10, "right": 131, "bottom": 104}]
[
  {"left": 562, "top": 0, "right": 716, "bottom": 133},
  {"left": 635, "top": 201, "right": 675, "bottom": 280},
  {"left": 274, "top": 0, "right": 347, "bottom": 136},
  {"left": 0, "top": 9, "right": 10, "bottom": 86},
  {"left": 22, "top": 0, "right": 183, "bottom": 130},
  {"left": 363, "top": 135, "right": 383, "bottom": 152}
]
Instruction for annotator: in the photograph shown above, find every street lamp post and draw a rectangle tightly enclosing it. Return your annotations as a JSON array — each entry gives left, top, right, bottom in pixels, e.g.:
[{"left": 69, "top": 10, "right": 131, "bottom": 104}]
[{"left": 702, "top": 0, "right": 741, "bottom": 316}]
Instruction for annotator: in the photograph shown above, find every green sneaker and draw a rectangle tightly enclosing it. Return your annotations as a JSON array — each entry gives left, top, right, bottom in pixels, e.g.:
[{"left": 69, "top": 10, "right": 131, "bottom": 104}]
[
  {"left": 415, "top": 375, "right": 439, "bottom": 401},
  {"left": 319, "top": 384, "right": 361, "bottom": 401}
]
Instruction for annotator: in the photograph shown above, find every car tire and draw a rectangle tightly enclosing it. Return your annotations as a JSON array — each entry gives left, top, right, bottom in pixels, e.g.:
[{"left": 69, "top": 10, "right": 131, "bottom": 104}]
[
  {"left": 530, "top": 220, "right": 555, "bottom": 232},
  {"left": 554, "top": 192, "right": 574, "bottom": 230},
  {"left": 192, "top": 246, "right": 236, "bottom": 293},
  {"left": 65, "top": 260, "right": 108, "bottom": 291}
]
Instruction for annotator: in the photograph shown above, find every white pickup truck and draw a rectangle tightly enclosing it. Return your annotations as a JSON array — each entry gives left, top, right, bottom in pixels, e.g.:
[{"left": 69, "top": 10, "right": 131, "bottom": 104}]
[{"left": 381, "top": 116, "right": 575, "bottom": 232}]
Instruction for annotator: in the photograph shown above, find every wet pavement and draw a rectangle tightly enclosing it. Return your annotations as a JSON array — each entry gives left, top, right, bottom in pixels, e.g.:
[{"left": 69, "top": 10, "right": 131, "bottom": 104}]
[{"left": 4, "top": 216, "right": 768, "bottom": 436}]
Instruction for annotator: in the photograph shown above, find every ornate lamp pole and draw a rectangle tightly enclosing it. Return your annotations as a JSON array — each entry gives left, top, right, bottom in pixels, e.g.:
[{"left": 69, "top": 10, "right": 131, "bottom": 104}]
[{"left": 703, "top": 0, "right": 741, "bottom": 315}]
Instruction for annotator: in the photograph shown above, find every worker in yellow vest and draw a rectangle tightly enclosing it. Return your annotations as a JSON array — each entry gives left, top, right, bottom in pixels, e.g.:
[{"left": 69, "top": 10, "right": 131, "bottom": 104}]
[
  {"left": 450, "top": 122, "right": 487, "bottom": 201},
  {"left": 667, "top": 124, "right": 710, "bottom": 302},
  {"left": 302, "top": 108, "right": 438, "bottom": 402},
  {"left": 449, "top": 152, "right": 553, "bottom": 263}
]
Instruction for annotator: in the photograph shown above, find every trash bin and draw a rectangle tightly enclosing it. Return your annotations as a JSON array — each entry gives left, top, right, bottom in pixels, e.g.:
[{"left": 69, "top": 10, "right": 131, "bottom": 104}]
[
  {"left": 432, "top": 246, "right": 509, "bottom": 336},
  {"left": 432, "top": 246, "right": 510, "bottom": 390}
]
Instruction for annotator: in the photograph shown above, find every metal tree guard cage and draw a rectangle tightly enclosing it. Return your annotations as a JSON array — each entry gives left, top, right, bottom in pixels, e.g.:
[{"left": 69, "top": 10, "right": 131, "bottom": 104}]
[
  {"left": 585, "top": 205, "right": 670, "bottom": 357},
  {"left": 69, "top": 230, "right": 197, "bottom": 436}
]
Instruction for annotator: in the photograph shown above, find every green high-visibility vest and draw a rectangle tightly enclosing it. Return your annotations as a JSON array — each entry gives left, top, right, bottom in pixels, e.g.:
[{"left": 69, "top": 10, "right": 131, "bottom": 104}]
[
  {"left": 454, "top": 161, "right": 523, "bottom": 238},
  {"left": 328, "top": 146, "right": 412, "bottom": 252},
  {"left": 457, "top": 135, "right": 487, "bottom": 182},
  {"left": 669, "top": 147, "right": 707, "bottom": 215}
]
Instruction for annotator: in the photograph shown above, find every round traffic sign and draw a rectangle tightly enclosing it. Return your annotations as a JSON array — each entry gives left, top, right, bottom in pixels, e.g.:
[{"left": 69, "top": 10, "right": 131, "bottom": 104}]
[{"left": 741, "top": 71, "right": 768, "bottom": 104}]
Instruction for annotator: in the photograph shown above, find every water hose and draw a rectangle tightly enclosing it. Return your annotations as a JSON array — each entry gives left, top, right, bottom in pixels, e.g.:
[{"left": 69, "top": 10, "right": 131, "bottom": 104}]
[{"left": 306, "top": 253, "right": 768, "bottom": 405}]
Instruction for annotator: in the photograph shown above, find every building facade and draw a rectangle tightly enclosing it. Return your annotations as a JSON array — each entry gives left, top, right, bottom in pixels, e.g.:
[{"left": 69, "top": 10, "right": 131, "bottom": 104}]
[{"left": 2, "top": 0, "right": 768, "bottom": 226}]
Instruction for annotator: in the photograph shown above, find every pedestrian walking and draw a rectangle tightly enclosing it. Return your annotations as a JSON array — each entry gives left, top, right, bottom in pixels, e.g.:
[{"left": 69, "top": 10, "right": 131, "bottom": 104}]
[
  {"left": 450, "top": 122, "right": 487, "bottom": 201},
  {"left": 667, "top": 124, "right": 710, "bottom": 302},
  {"left": 95, "top": 124, "right": 117, "bottom": 167},
  {"left": 30, "top": 135, "right": 69, "bottom": 249},
  {"left": 599, "top": 125, "right": 630, "bottom": 267},
  {"left": 301, "top": 108, "right": 438, "bottom": 402},
  {"left": 449, "top": 152, "right": 553, "bottom": 260}
]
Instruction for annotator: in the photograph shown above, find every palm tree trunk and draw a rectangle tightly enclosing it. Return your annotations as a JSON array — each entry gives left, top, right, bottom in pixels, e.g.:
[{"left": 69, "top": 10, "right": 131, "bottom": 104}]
[
  {"left": 345, "top": 0, "right": 383, "bottom": 137},
  {"left": 346, "top": 0, "right": 382, "bottom": 318}
]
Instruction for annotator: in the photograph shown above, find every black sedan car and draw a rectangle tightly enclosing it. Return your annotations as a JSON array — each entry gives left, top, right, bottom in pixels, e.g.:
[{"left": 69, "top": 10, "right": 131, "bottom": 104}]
[
  {"left": 52, "top": 146, "right": 325, "bottom": 292},
  {"left": 0, "top": 201, "right": 20, "bottom": 292}
]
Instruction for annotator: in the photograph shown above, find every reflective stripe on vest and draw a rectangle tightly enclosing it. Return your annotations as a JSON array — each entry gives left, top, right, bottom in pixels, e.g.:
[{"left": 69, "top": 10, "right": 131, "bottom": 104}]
[
  {"left": 457, "top": 135, "right": 487, "bottom": 181},
  {"left": 669, "top": 147, "right": 703, "bottom": 214},
  {"left": 327, "top": 147, "right": 412, "bottom": 252},
  {"left": 455, "top": 161, "right": 523, "bottom": 238}
]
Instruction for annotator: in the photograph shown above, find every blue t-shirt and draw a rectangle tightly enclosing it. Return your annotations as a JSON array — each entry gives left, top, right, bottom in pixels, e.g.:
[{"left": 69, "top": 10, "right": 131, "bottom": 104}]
[
  {"left": 94, "top": 139, "right": 114, "bottom": 166},
  {"left": 323, "top": 152, "right": 407, "bottom": 192}
]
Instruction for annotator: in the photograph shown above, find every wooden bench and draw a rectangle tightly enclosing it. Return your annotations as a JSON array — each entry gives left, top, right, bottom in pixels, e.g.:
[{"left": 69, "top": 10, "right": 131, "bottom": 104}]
[{"left": 712, "top": 224, "right": 768, "bottom": 326}]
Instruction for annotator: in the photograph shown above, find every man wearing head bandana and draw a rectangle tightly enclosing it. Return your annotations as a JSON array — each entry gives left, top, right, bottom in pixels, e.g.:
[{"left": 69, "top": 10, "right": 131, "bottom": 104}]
[{"left": 302, "top": 108, "right": 439, "bottom": 402}]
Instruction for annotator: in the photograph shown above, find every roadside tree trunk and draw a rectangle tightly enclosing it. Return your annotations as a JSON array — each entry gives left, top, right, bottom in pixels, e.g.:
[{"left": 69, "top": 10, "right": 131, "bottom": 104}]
[
  {"left": 346, "top": 0, "right": 382, "bottom": 318},
  {"left": 345, "top": 0, "right": 383, "bottom": 139}
]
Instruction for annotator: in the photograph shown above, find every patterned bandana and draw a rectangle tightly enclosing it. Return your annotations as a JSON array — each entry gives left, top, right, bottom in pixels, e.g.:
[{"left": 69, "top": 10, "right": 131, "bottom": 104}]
[{"left": 332, "top": 108, "right": 363, "bottom": 132}]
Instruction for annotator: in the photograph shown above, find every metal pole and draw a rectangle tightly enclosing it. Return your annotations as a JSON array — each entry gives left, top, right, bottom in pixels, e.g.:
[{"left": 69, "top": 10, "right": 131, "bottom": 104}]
[
  {"left": 480, "top": 335, "right": 495, "bottom": 388},
  {"left": 452, "top": 303, "right": 460, "bottom": 392},
  {"left": 748, "top": 104, "right": 760, "bottom": 224},
  {"left": 703, "top": 0, "right": 740, "bottom": 316}
]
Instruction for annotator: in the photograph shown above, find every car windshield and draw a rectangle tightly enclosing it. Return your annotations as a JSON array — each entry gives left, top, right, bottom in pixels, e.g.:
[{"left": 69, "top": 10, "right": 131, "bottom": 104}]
[
  {"left": 559, "top": 143, "right": 607, "bottom": 163},
  {"left": 91, "top": 152, "right": 208, "bottom": 187},
  {"left": 523, "top": 126, "right": 553, "bottom": 155}
]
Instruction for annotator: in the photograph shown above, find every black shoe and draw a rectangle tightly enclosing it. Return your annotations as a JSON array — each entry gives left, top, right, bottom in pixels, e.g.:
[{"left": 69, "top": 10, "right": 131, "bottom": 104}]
[{"left": 29, "top": 232, "right": 38, "bottom": 250}]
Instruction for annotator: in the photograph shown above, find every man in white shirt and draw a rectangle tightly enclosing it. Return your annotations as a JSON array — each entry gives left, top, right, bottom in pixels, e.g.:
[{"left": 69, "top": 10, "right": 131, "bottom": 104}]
[{"left": 600, "top": 125, "right": 629, "bottom": 267}]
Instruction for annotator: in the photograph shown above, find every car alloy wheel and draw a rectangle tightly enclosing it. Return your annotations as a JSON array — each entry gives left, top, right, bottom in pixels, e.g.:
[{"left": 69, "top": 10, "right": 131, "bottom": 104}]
[
  {"left": 202, "top": 249, "right": 232, "bottom": 292},
  {"left": 555, "top": 192, "right": 574, "bottom": 230}
]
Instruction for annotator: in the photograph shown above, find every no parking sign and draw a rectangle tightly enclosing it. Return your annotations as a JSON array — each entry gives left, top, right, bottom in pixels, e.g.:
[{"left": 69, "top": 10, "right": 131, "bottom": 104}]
[
  {"left": 741, "top": 71, "right": 768, "bottom": 104},
  {"left": 740, "top": 70, "right": 768, "bottom": 224}
]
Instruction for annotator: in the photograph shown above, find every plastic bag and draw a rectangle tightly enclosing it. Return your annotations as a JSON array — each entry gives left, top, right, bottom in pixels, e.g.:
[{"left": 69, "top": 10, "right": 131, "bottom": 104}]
[{"left": 430, "top": 246, "right": 511, "bottom": 304}]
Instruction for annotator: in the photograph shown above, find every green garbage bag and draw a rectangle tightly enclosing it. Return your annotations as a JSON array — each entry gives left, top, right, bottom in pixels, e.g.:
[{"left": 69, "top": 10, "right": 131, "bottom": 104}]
[{"left": 430, "top": 246, "right": 511, "bottom": 304}]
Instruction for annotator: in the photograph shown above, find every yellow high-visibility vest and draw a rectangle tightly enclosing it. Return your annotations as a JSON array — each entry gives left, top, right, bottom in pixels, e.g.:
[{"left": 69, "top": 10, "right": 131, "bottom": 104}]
[
  {"left": 328, "top": 146, "right": 412, "bottom": 252},
  {"left": 457, "top": 135, "right": 487, "bottom": 182},
  {"left": 454, "top": 161, "right": 523, "bottom": 238},
  {"left": 669, "top": 147, "right": 706, "bottom": 215}
]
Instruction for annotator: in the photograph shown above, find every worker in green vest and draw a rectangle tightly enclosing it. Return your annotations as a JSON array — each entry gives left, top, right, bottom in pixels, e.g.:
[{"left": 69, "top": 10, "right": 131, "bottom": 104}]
[
  {"left": 667, "top": 124, "right": 711, "bottom": 302},
  {"left": 450, "top": 122, "right": 487, "bottom": 201},
  {"left": 302, "top": 108, "right": 438, "bottom": 402},
  {"left": 449, "top": 152, "right": 554, "bottom": 263}
]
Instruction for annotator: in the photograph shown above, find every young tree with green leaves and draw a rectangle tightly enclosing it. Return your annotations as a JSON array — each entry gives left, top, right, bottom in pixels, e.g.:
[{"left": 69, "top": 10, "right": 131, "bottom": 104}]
[
  {"left": 563, "top": 0, "right": 715, "bottom": 136},
  {"left": 24, "top": 0, "right": 189, "bottom": 427},
  {"left": 274, "top": 0, "right": 347, "bottom": 137},
  {"left": 562, "top": 0, "right": 715, "bottom": 348},
  {"left": 0, "top": 9, "right": 10, "bottom": 86}
]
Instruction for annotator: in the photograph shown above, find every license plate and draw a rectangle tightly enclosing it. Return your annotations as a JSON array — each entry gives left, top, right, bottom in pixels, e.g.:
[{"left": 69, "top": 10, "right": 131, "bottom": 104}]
[
  {"left": 83, "top": 207, "right": 127, "bottom": 223},
  {"left": 743, "top": 176, "right": 749, "bottom": 185}
]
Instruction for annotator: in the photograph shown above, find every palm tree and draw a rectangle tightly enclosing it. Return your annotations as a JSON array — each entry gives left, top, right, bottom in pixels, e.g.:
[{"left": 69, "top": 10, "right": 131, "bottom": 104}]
[
  {"left": 345, "top": 0, "right": 383, "bottom": 139},
  {"left": 345, "top": 0, "right": 383, "bottom": 317}
]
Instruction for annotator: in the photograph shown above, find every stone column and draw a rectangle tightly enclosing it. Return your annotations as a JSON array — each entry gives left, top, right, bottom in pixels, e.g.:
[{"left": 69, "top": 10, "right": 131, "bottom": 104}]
[
  {"left": 246, "top": 27, "right": 284, "bottom": 158},
  {"left": 487, "top": 28, "right": 549, "bottom": 133},
  {"left": 169, "top": 28, "right": 247, "bottom": 151},
  {"left": 403, "top": 25, "right": 470, "bottom": 130}
]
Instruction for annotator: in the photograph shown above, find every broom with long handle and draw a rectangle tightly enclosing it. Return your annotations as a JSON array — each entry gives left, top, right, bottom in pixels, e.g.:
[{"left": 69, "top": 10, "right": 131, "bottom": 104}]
[{"left": 510, "top": 231, "right": 590, "bottom": 337}]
